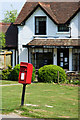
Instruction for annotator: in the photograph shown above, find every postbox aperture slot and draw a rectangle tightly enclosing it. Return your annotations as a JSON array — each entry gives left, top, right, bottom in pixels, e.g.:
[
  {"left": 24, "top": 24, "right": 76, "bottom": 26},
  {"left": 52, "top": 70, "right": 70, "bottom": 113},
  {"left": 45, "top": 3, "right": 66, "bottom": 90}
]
[{"left": 20, "top": 65, "right": 27, "bottom": 68}]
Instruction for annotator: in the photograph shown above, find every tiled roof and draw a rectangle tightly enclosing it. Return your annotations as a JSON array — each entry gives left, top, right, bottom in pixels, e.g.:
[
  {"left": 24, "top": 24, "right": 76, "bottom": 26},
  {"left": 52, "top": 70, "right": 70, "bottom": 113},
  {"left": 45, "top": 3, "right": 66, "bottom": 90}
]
[
  {"left": 14, "top": 2, "right": 80, "bottom": 25},
  {"left": 26, "top": 38, "right": 80, "bottom": 46},
  {"left": 0, "top": 23, "right": 10, "bottom": 33},
  {"left": 0, "top": 23, "right": 18, "bottom": 48}
]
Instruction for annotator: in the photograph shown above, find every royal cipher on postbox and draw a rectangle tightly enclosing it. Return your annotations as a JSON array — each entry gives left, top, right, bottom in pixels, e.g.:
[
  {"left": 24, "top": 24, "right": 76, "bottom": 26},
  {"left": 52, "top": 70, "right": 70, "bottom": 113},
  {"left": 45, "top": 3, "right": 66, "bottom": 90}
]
[{"left": 19, "top": 62, "right": 33, "bottom": 84}]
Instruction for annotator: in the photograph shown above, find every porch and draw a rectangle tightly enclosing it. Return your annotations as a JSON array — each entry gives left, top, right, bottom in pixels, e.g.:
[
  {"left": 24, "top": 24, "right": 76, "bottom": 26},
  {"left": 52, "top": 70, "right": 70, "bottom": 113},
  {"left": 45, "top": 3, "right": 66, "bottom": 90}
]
[
  {"left": 28, "top": 47, "right": 80, "bottom": 71},
  {"left": 23, "top": 38, "right": 80, "bottom": 71}
]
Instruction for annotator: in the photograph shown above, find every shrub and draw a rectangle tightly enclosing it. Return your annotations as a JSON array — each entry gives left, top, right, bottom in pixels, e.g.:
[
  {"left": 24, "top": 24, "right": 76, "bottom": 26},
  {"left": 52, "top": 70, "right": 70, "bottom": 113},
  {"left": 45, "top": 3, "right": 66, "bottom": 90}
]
[
  {"left": 2, "top": 65, "right": 12, "bottom": 80},
  {"left": 69, "top": 79, "right": 80, "bottom": 85},
  {"left": 72, "top": 80, "right": 80, "bottom": 85},
  {"left": 32, "top": 66, "right": 36, "bottom": 82},
  {"left": 10, "top": 64, "right": 35, "bottom": 81},
  {"left": 38, "top": 65, "right": 66, "bottom": 83},
  {"left": 10, "top": 64, "right": 20, "bottom": 81}
]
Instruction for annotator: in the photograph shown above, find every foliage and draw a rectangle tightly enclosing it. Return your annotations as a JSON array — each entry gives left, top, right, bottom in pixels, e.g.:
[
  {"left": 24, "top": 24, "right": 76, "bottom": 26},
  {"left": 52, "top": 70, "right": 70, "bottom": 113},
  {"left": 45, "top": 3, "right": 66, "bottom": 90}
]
[
  {"left": 78, "top": 72, "right": 80, "bottom": 75},
  {"left": 32, "top": 66, "right": 36, "bottom": 82},
  {"left": 72, "top": 80, "right": 80, "bottom": 85},
  {"left": 66, "top": 79, "right": 80, "bottom": 85},
  {"left": 8, "top": 64, "right": 12, "bottom": 70},
  {"left": 2, "top": 65, "right": 12, "bottom": 80},
  {"left": 2, "top": 7, "right": 17, "bottom": 23},
  {"left": 10, "top": 64, "right": 20, "bottom": 81},
  {"left": 10, "top": 64, "right": 35, "bottom": 81},
  {"left": 0, "top": 32, "right": 6, "bottom": 48},
  {"left": 38, "top": 65, "right": 66, "bottom": 83}
]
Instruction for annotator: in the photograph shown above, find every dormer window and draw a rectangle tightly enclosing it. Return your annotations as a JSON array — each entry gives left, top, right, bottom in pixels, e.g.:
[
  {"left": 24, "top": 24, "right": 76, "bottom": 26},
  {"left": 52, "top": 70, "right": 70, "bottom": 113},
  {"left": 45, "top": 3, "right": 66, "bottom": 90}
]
[
  {"left": 35, "top": 17, "right": 46, "bottom": 35},
  {"left": 58, "top": 24, "right": 69, "bottom": 32}
]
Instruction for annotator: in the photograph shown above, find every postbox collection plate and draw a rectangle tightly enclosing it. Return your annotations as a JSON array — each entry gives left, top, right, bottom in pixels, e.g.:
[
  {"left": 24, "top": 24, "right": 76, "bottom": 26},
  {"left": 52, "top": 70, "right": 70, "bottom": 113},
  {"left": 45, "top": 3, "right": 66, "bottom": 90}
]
[{"left": 21, "top": 73, "right": 25, "bottom": 80}]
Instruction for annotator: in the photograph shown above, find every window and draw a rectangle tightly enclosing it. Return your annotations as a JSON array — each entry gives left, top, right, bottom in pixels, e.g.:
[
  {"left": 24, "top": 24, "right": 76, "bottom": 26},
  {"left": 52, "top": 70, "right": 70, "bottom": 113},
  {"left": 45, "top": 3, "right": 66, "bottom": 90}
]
[
  {"left": 35, "top": 17, "right": 46, "bottom": 35},
  {"left": 58, "top": 24, "right": 69, "bottom": 32}
]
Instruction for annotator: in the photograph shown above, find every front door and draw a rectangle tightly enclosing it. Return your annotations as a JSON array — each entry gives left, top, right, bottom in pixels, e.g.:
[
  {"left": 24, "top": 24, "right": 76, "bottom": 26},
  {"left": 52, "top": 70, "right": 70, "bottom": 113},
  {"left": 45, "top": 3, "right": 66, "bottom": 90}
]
[{"left": 57, "top": 49, "right": 69, "bottom": 69}]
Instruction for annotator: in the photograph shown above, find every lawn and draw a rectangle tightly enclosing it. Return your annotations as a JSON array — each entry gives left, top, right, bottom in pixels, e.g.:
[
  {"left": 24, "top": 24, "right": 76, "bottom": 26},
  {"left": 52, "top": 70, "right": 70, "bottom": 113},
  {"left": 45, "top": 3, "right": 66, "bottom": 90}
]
[
  {"left": 0, "top": 80, "right": 18, "bottom": 85},
  {"left": 2, "top": 81, "right": 78, "bottom": 118}
]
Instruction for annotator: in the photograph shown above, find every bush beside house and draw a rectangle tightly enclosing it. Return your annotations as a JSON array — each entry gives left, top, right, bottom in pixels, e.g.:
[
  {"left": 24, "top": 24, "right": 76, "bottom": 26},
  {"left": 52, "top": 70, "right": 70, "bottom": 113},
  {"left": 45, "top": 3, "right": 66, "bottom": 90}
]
[
  {"left": 2, "top": 64, "right": 80, "bottom": 85},
  {"left": 32, "top": 66, "right": 36, "bottom": 82},
  {"left": 2, "top": 65, "right": 12, "bottom": 80},
  {"left": 10, "top": 64, "right": 20, "bottom": 81},
  {"left": 2, "top": 64, "right": 36, "bottom": 81},
  {"left": 10, "top": 64, "right": 36, "bottom": 81},
  {"left": 38, "top": 65, "right": 66, "bottom": 83}
]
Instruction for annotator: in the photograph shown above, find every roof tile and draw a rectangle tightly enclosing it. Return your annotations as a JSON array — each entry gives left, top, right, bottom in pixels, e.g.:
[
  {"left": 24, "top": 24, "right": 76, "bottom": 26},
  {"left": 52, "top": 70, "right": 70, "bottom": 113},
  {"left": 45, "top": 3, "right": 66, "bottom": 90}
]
[
  {"left": 14, "top": 2, "right": 80, "bottom": 25},
  {"left": 27, "top": 38, "right": 80, "bottom": 46}
]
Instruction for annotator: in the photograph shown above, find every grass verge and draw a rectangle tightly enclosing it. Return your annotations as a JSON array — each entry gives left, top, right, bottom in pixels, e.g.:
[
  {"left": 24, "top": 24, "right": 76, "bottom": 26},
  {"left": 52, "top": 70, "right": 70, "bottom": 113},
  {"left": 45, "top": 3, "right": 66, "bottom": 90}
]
[
  {"left": 2, "top": 82, "right": 78, "bottom": 118},
  {"left": 0, "top": 80, "right": 18, "bottom": 85}
]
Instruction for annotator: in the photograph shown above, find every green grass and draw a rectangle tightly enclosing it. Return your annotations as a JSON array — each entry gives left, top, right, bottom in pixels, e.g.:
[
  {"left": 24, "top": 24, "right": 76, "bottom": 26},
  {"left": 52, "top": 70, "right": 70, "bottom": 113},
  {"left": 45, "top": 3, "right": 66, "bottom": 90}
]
[
  {"left": 0, "top": 70, "right": 1, "bottom": 74},
  {"left": 2, "top": 82, "right": 78, "bottom": 118},
  {"left": 0, "top": 80, "right": 18, "bottom": 85}
]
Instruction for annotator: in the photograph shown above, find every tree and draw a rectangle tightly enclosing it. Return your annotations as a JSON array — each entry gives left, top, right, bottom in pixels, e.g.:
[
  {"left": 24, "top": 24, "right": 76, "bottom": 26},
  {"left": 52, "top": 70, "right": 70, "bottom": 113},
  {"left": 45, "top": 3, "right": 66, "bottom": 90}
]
[
  {"left": 0, "top": 32, "right": 6, "bottom": 49},
  {"left": 2, "top": 6, "right": 17, "bottom": 23}
]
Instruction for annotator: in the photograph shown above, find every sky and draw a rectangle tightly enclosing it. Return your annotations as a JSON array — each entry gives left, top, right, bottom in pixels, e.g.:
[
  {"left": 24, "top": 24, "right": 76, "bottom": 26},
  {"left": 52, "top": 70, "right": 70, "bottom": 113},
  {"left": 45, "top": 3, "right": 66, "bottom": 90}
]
[
  {"left": 0, "top": 0, "right": 26, "bottom": 21},
  {"left": 0, "top": 0, "right": 79, "bottom": 21}
]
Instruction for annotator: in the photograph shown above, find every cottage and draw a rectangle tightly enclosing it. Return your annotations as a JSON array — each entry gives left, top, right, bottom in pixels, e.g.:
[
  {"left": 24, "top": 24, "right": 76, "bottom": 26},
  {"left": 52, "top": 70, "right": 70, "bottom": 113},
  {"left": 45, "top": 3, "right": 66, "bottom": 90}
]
[
  {"left": 0, "top": 23, "right": 18, "bottom": 67},
  {"left": 14, "top": 2, "right": 80, "bottom": 71}
]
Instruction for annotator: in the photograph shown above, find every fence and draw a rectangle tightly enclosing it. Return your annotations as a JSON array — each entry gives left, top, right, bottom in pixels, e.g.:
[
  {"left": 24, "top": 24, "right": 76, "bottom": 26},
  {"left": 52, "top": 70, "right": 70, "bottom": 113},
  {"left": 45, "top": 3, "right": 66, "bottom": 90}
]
[{"left": 0, "top": 51, "right": 12, "bottom": 69}]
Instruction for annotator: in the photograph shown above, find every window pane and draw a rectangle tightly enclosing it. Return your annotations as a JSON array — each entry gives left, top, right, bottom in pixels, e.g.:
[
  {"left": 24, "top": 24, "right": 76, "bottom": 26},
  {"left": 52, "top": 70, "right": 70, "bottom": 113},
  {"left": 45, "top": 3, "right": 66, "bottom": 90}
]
[
  {"left": 60, "top": 62, "right": 63, "bottom": 67},
  {"left": 60, "top": 53, "right": 63, "bottom": 57},
  {"left": 35, "top": 17, "right": 46, "bottom": 35},
  {"left": 58, "top": 25, "right": 69, "bottom": 32}
]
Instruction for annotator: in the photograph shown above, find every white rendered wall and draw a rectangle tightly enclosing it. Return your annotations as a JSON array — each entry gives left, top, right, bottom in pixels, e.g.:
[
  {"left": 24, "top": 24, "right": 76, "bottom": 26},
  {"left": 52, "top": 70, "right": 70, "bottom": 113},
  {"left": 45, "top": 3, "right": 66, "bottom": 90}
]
[
  {"left": 53, "top": 49, "right": 54, "bottom": 65},
  {"left": 78, "top": 12, "right": 80, "bottom": 37},
  {"left": 12, "top": 49, "right": 15, "bottom": 68},
  {"left": 53, "top": 48, "right": 57, "bottom": 65},
  {"left": 10, "top": 49, "right": 15, "bottom": 68},
  {"left": 69, "top": 48, "right": 72, "bottom": 71},
  {"left": 16, "top": 50, "right": 18, "bottom": 65},
  {"left": 70, "top": 12, "right": 80, "bottom": 38}
]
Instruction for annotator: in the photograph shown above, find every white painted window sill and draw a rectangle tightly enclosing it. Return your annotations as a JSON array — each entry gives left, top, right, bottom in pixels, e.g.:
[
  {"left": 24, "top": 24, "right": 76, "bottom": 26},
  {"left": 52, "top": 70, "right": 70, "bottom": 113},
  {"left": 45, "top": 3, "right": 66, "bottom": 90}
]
[
  {"left": 56, "top": 32, "right": 70, "bottom": 34},
  {"left": 33, "top": 35, "right": 47, "bottom": 37}
]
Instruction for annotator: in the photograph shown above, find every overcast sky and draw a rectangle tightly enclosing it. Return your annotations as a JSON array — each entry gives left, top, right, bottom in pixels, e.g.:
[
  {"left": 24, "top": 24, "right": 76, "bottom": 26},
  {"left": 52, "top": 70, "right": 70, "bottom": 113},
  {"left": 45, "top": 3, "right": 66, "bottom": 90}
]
[{"left": 0, "top": 0, "right": 26, "bottom": 21}]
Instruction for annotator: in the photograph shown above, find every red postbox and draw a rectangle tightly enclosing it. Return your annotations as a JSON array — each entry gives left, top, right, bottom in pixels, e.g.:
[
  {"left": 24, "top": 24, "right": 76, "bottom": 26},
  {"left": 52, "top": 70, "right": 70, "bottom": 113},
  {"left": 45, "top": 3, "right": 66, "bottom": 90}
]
[{"left": 19, "top": 62, "right": 33, "bottom": 84}]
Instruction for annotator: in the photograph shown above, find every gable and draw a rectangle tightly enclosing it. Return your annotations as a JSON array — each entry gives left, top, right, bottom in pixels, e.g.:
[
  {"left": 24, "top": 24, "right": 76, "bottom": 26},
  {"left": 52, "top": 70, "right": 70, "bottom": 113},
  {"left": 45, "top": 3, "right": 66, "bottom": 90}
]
[{"left": 14, "top": 2, "right": 80, "bottom": 25}]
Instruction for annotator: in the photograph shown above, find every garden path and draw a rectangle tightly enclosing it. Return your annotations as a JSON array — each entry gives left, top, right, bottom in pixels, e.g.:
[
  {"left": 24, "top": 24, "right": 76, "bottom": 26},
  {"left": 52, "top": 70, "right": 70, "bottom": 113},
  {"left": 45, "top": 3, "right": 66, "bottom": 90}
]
[
  {"left": 0, "top": 84, "right": 20, "bottom": 86},
  {"left": 0, "top": 113, "right": 28, "bottom": 118}
]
